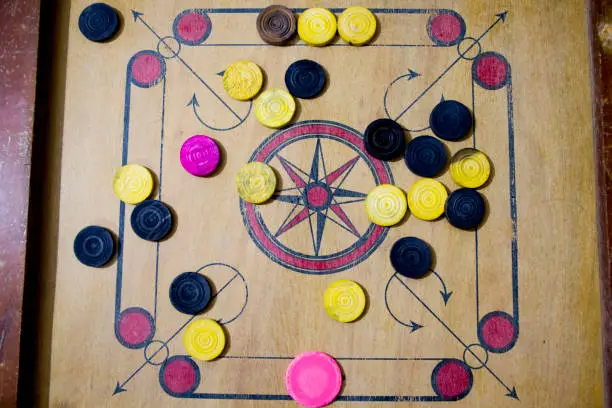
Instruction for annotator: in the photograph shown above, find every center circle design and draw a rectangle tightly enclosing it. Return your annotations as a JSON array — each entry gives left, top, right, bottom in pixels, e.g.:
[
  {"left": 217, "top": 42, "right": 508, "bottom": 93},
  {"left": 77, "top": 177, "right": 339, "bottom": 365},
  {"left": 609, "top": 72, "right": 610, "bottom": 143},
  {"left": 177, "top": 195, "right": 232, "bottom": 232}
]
[
  {"left": 240, "top": 120, "right": 394, "bottom": 275},
  {"left": 305, "top": 183, "right": 331, "bottom": 209}
]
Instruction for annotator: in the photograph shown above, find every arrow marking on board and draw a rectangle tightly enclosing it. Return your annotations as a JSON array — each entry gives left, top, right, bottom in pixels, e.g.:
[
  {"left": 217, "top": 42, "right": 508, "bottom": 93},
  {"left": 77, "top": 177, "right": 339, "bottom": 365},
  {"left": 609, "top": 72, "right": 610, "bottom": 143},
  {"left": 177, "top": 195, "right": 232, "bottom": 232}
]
[{"left": 394, "top": 11, "right": 508, "bottom": 121}]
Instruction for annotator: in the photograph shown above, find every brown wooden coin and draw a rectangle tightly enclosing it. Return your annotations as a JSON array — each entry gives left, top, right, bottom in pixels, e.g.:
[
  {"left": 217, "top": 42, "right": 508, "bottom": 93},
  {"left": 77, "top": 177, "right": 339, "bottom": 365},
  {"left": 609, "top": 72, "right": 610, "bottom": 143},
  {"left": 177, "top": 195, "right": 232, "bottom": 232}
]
[{"left": 256, "top": 5, "right": 297, "bottom": 45}]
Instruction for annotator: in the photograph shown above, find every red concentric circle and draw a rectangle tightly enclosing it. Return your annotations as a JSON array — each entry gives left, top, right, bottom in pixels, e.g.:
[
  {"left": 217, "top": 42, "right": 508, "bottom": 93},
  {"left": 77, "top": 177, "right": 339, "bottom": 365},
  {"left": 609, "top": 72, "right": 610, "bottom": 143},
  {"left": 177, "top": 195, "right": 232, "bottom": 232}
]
[{"left": 241, "top": 121, "right": 393, "bottom": 274}]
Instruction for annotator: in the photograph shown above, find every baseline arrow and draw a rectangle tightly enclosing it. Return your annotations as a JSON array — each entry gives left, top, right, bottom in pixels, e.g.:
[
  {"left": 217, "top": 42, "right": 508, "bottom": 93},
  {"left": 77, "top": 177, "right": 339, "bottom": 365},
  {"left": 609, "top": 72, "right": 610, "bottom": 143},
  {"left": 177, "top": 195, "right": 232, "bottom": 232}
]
[
  {"left": 187, "top": 92, "right": 252, "bottom": 131},
  {"left": 431, "top": 271, "right": 453, "bottom": 305},
  {"left": 395, "top": 11, "right": 510, "bottom": 121}
]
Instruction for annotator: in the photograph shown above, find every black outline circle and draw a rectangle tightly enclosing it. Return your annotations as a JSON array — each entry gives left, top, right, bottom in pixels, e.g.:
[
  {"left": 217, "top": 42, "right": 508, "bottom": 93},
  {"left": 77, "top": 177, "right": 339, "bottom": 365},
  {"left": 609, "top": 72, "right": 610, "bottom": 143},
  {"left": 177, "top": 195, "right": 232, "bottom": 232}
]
[
  {"left": 157, "top": 35, "right": 182, "bottom": 59},
  {"left": 144, "top": 340, "right": 170, "bottom": 366},
  {"left": 195, "top": 263, "right": 248, "bottom": 325},
  {"left": 456, "top": 36, "right": 482, "bottom": 61},
  {"left": 462, "top": 343, "right": 489, "bottom": 370}
]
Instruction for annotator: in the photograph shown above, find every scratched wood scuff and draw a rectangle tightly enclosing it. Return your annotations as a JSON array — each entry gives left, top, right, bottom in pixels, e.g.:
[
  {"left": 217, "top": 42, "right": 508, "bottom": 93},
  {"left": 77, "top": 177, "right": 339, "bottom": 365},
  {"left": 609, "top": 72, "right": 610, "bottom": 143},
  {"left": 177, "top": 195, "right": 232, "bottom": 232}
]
[{"left": 31, "top": 0, "right": 605, "bottom": 407}]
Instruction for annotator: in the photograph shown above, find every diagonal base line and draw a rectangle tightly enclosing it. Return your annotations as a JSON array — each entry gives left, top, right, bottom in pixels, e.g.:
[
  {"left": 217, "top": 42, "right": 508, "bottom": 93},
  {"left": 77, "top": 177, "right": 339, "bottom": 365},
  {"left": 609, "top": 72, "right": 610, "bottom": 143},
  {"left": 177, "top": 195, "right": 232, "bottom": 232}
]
[
  {"left": 136, "top": 15, "right": 242, "bottom": 121},
  {"left": 395, "top": 15, "right": 505, "bottom": 121},
  {"left": 392, "top": 274, "right": 514, "bottom": 393},
  {"left": 116, "top": 273, "right": 239, "bottom": 389}
]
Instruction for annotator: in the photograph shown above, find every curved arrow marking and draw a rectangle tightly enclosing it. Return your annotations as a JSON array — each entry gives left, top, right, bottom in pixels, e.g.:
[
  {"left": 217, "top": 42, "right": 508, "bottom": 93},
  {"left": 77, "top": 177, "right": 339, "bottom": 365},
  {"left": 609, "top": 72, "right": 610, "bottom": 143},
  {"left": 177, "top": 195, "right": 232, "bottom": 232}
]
[
  {"left": 384, "top": 275, "right": 424, "bottom": 333},
  {"left": 383, "top": 69, "right": 435, "bottom": 132},
  {"left": 395, "top": 11, "right": 508, "bottom": 122},
  {"left": 132, "top": 10, "right": 250, "bottom": 131},
  {"left": 431, "top": 271, "right": 453, "bottom": 305},
  {"left": 392, "top": 273, "right": 518, "bottom": 399},
  {"left": 113, "top": 273, "right": 241, "bottom": 395},
  {"left": 188, "top": 93, "right": 252, "bottom": 131}
]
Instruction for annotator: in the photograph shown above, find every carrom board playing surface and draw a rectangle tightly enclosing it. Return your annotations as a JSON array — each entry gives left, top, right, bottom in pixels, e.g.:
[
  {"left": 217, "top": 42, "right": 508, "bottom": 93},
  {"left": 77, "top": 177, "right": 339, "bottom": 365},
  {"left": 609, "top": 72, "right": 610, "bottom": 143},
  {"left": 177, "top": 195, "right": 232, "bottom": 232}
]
[{"left": 35, "top": 0, "right": 603, "bottom": 407}]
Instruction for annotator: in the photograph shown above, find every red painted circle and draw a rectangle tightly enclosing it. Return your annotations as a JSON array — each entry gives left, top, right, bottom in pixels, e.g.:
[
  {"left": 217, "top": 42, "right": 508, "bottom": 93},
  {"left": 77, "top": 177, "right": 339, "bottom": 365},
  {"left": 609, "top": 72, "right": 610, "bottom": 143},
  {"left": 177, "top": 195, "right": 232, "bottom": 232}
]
[
  {"left": 177, "top": 13, "right": 209, "bottom": 42},
  {"left": 131, "top": 53, "right": 162, "bottom": 86},
  {"left": 475, "top": 55, "right": 508, "bottom": 88},
  {"left": 307, "top": 186, "right": 328, "bottom": 207},
  {"left": 430, "top": 14, "right": 462, "bottom": 44},
  {"left": 480, "top": 314, "right": 516, "bottom": 350},
  {"left": 434, "top": 360, "right": 471, "bottom": 399},
  {"left": 118, "top": 309, "right": 153, "bottom": 346},
  {"left": 162, "top": 358, "right": 198, "bottom": 395}
]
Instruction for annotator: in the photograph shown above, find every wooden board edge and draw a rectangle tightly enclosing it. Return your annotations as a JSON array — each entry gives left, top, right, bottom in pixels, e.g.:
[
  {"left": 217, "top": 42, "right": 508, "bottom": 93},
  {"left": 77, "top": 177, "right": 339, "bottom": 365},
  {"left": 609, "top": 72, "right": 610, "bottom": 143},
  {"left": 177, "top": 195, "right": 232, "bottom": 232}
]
[
  {"left": 588, "top": 0, "right": 612, "bottom": 406},
  {"left": 17, "top": 0, "right": 70, "bottom": 406},
  {"left": 0, "top": 0, "right": 41, "bottom": 407}
]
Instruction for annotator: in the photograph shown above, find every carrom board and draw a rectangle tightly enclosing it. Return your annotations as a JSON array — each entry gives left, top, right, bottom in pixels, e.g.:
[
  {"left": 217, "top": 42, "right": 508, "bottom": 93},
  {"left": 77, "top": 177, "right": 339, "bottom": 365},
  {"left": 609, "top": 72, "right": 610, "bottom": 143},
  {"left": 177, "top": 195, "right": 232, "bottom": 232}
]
[{"left": 36, "top": 0, "right": 603, "bottom": 407}]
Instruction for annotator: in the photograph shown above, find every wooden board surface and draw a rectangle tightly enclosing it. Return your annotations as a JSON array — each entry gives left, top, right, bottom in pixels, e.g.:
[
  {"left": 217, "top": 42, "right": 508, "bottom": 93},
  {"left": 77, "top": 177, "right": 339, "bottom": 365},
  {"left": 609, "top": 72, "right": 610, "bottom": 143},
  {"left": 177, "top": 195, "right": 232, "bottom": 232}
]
[{"left": 35, "top": 0, "right": 604, "bottom": 407}]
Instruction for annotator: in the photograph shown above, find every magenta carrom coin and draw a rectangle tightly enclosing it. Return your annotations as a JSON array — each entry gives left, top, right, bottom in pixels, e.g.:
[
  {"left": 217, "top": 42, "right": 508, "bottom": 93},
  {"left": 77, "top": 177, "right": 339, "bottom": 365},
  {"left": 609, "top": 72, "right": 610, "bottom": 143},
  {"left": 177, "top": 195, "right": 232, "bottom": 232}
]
[{"left": 180, "top": 135, "right": 221, "bottom": 176}]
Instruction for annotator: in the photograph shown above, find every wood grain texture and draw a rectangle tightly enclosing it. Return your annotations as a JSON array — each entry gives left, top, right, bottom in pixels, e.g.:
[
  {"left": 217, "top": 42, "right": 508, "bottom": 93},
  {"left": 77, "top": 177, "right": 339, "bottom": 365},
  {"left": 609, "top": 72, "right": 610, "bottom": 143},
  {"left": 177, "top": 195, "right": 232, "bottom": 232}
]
[
  {"left": 32, "top": 0, "right": 605, "bottom": 407},
  {"left": 589, "top": 0, "right": 612, "bottom": 406},
  {"left": 0, "top": 0, "right": 40, "bottom": 406}
]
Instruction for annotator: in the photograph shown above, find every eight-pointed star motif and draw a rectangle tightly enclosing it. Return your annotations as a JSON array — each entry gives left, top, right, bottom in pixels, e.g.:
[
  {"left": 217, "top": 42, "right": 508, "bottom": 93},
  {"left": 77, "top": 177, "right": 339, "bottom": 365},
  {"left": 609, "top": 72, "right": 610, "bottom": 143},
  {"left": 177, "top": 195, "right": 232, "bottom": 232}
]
[{"left": 272, "top": 138, "right": 367, "bottom": 256}]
